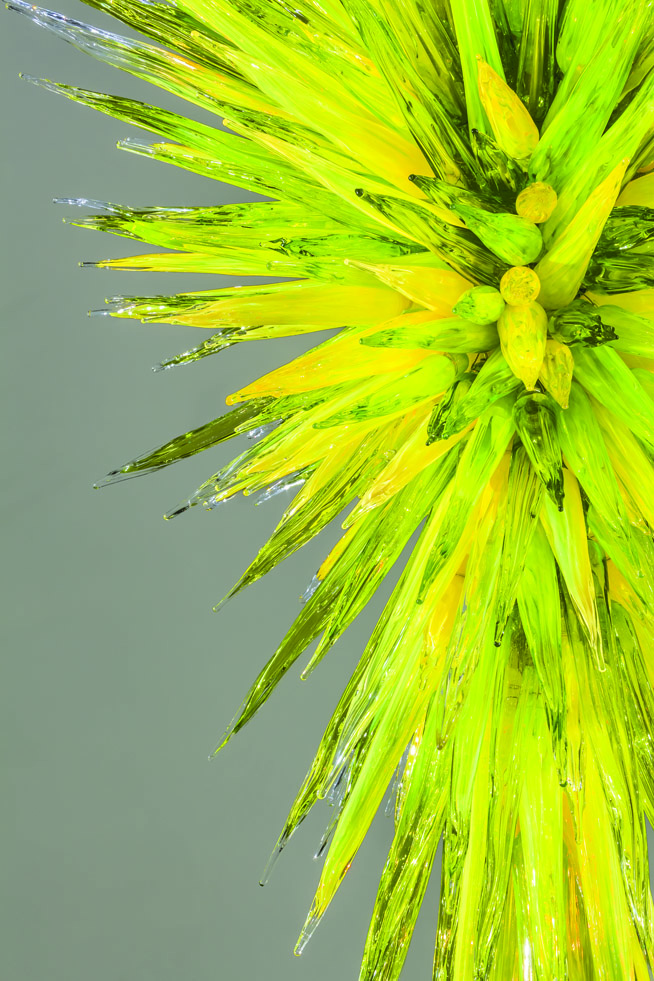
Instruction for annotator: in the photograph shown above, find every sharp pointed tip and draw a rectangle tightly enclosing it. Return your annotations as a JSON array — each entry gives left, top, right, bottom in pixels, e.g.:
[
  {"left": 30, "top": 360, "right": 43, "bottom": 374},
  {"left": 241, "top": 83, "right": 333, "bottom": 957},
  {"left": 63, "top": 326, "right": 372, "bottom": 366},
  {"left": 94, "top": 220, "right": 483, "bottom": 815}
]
[
  {"left": 294, "top": 912, "right": 321, "bottom": 957},
  {"left": 259, "top": 838, "right": 287, "bottom": 887},
  {"left": 163, "top": 503, "right": 189, "bottom": 520},
  {"left": 93, "top": 469, "right": 125, "bottom": 489},
  {"left": 212, "top": 586, "right": 238, "bottom": 613}
]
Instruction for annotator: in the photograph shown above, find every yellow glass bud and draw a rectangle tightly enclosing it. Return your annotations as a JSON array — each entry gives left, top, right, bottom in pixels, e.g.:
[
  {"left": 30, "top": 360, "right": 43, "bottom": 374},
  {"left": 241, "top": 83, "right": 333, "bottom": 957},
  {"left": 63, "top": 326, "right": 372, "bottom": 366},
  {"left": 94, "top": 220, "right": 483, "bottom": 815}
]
[
  {"left": 499, "top": 265, "right": 541, "bottom": 305},
  {"left": 515, "top": 182, "right": 558, "bottom": 223},
  {"left": 497, "top": 301, "right": 548, "bottom": 388}
]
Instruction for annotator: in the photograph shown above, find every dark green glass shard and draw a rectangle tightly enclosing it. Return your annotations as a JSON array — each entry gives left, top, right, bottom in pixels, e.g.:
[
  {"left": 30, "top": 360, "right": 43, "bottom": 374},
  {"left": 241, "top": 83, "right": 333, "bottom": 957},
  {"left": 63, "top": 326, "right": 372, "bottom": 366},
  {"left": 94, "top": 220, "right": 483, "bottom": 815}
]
[
  {"left": 426, "top": 374, "right": 475, "bottom": 445},
  {"left": 549, "top": 299, "right": 617, "bottom": 347},
  {"left": 95, "top": 398, "right": 275, "bottom": 486}
]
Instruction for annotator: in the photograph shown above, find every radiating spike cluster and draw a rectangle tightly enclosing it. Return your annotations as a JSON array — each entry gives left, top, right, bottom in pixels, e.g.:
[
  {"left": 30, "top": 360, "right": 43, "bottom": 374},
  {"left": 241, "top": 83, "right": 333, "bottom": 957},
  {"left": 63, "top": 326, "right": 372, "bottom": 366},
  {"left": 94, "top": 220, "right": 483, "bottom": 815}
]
[{"left": 9, "top": 0, "right": 654, "bottom": 976}]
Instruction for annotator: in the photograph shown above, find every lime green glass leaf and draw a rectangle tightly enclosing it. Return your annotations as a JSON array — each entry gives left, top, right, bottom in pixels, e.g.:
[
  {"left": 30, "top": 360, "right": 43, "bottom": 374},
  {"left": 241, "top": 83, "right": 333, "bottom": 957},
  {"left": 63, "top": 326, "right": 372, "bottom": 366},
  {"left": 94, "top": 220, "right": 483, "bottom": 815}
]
[{"left": 12, "top": 0, "right": 654, "bottom": 976}]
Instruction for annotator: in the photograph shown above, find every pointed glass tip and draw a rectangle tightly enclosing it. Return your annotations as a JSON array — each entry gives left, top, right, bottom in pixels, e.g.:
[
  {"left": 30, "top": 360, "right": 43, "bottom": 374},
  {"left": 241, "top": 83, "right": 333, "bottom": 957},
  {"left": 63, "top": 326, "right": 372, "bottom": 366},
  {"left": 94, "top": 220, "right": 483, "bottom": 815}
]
[
  {"left": 294, "top": 910, "right": 321, "bottom": 957},
  {"left": 259, "top": 836, "right": 288, "bottom": 887},
  {"left": 53, "top": 197, "right": 115, "bottom": 211},
  {"left": 212, "top": 587, "right": 236, "bottom": 613},
  {"left": 208, "top": 717, "right": 238, "bottom": 760},
  {"left": 93, "top": 467, "right": 131, "bottom": 489},
  {"left": 88, "top": 308, "right": 112, "bottom": 317},
  {"left": 163, "top": 502, "right": 190, "bottom": 520},
  {"left": 19, "top": 74, "right": 60, "bottom": 96}
]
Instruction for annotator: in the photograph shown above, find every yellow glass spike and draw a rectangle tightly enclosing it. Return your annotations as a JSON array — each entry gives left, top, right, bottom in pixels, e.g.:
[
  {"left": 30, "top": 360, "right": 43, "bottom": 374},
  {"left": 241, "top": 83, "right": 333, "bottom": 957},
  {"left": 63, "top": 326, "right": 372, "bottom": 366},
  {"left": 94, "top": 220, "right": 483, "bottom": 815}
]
[
  {"left": 535, "top": 158, "right": 629, "bottom": 310},
  {"left": 616, "top": 171, "right": 654, "bottom": 207},
  {"left": 226, "top": 331, "right": 430, "bottom": 400},
  {"left": 539, "top": 338, "right": 574, "bottom": 408},
  {"left": 316, "top": 523, "right": 360, "bottom": 583},
  {"left": 499, "top": 266, "right": 541, "bottom": 305},
  {"left": 349, "top": 259, "right": 473, "bottom": 313},
  {"left": 346, "top": 417, "right": 473, "bottom": 524},
  {"left": 477, "top": 57, "right": 540, "bottom": 163}
]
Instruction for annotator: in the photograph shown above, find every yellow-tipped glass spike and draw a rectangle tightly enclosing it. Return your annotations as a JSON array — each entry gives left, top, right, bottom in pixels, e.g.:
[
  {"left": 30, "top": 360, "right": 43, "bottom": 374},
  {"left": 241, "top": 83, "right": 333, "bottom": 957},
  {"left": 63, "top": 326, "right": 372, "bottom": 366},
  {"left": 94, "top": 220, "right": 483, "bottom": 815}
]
[{"left": 9, "top": 0, "right": 654, "bottom": 977}]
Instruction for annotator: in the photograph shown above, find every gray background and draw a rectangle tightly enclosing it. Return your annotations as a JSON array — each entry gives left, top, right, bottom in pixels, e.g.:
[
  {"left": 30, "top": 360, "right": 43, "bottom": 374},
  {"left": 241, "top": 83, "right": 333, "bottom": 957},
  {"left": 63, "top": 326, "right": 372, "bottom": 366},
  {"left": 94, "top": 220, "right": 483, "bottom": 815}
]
[{"left": 1, "top": 3, "right": 441, "bottom": 979}]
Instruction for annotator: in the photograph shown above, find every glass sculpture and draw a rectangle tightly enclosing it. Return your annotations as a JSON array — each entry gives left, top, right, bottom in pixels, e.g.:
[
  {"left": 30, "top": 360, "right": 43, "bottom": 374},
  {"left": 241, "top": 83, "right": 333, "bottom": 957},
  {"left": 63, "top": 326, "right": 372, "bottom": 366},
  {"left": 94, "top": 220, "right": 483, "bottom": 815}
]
[{"left": 8, "top": 0, "right": 654, "bottom": 976}]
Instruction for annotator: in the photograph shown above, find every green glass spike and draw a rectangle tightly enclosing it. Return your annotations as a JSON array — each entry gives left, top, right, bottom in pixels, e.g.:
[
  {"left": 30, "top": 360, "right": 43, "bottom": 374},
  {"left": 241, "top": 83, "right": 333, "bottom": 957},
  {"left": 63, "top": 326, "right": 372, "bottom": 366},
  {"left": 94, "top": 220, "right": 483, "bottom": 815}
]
[
  {"left": 354, "top": 188, "right": 507, "bottom": 284},
  {"left": 593, "top": 206, "right": 654, "bottom": 254},
  {"left": 426, "top": 375, "right": 475, "bottom": 445},
  {"left": 514, "top": 0, "right": 560, "bottom": 126},
  {"left": 470, "top": 129, "right": 527, "bottom": 203},
  {"left": 530, "top": 0, "right": 650, "bottom": 189},
  {"left": 493, "top": 445, "right": 544, "bottom": 645},
  {"left": 440, "top": 350, "right": 523, "bottom": 439},
  {"left": 512, "top": 391, "right": 564, "bottom": 508},
  {"left": 314, "top": 354, "right": 468, "bottom": 429},
  {"left": 516, "top": 522, "right": 565, "bottom": 757},
  {"left": 95, "top": 398, "right": 274, "bottom": 485},
  {"left": 361, "top": 317, "right": 498, "bottom": 354},
  {"left": 418, "top": 395, "right": 515, "bottom": 605},
  {"left": 554, "top": 383, "right": 628, "bottom": 530},
  {"left": 572, "top": 344, "right": 654, "bottom": 455},
  {"left": 598, "top": 305, "right": 654, "bottom": 360},
  {"left": 448, "top": 0, "right": 505, "bottom": 134}
]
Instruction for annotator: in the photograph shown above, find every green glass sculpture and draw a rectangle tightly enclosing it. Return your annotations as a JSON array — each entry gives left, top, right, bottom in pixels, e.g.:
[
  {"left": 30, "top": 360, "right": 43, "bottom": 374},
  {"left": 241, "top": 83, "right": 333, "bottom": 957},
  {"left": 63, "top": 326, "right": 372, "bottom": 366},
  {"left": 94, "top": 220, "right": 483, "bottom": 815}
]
[{"left": 8, "top": 0, "right": 654, "bottom": 977}]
